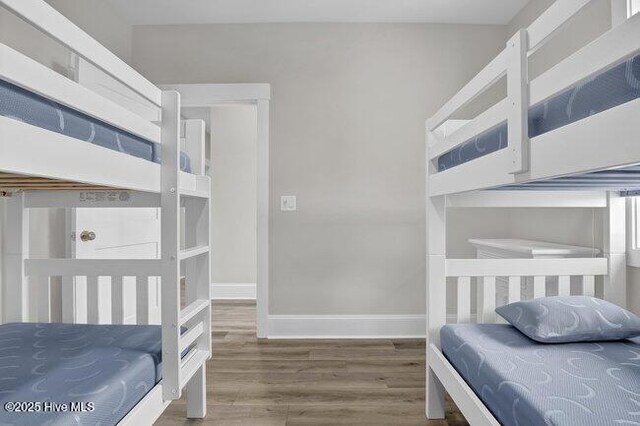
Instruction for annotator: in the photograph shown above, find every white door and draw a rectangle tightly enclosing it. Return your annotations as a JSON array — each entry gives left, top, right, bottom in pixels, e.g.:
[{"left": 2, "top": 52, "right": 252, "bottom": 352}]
[{"left": 65, "top": 208, "right": 161, "bottom": 324}]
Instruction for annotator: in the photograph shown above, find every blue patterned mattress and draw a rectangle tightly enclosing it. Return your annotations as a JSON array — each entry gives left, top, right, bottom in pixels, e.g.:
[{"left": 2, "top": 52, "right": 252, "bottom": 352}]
[
  {"left": 437, "top": 54, "right": 640, "bottom": 172},
  {"left": 441, "top": 324, "right": 640, "bottom": 426},
  {"left": 0, "top": 79, "right": 192, "bottom": 173},
  {"left": 0, "top": 322, "right": 165, "bottom": 426}
]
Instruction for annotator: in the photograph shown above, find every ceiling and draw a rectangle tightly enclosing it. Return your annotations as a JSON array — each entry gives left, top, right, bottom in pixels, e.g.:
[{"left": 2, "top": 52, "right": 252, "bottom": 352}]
[{"left": 107, "top": 0, "right": 529, "bottom": 26}]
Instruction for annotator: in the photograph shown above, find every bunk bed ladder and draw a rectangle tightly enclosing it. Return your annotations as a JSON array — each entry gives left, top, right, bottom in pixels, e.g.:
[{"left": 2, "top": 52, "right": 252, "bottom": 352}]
[{"left": 161, "top": 91, "right": 211, "bottom": 416}]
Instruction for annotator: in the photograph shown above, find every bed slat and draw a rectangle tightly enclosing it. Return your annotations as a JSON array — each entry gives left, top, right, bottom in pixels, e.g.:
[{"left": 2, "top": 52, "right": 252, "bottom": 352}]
[
  {"left": 508, "top": 276, "right": 521, "bottom": 304},
  {"left": 36, "top": 275, "right": 51, "bottom": 322},
  {"left": 582, "top": 275, "right": 596, "bottom": 297},
  {"left": 558, "top": 275, "right": 571, "bottom": 296},
  {"left": 137, "top": 276, "right": 151, "bottom": 325},
  {"left": 456, "top": 277, "right": 471, "bottom": 323},
  {"left": 0, "top": 172, "right": 114, "bottom": 191},
  {"left": 476, "top": 277, "right": 496, "bottom": 323},
  {"left": 86, "top": 275, "right": 100, "bottom": 324},
  {"left": 533, "top": 276, "right": 546, "bottom": 299},
  {"left": 111, "top": 276, "right": 125, "bottom": 324}
]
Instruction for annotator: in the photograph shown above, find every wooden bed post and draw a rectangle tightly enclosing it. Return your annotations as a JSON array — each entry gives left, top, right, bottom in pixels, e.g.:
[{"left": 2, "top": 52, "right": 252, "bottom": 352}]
[
  {"left": 3, "top": 192, "right": 29, "bottom": 322},
  {"left": 426, "top": 129, "right": 446, "bottom": 419},
  {"left": 603, "top": 191, "right": 626, "bottom": 307},
  {"left": 507, "top": 29, "right": 529, "bottom": 174},
  {"left": 161, "top": 90, "right": 182, "bottom": 401}
]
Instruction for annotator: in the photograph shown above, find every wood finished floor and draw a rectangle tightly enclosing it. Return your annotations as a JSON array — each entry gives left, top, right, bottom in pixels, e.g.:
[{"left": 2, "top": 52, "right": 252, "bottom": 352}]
[{"left": 156, "top": 300, "right": 468, "bottom": 425}]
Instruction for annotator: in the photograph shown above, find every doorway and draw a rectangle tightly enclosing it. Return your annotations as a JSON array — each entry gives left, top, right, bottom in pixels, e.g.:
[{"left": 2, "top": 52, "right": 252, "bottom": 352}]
[{"left": 162, "top": 84, "right": 270, "bottom": 338}]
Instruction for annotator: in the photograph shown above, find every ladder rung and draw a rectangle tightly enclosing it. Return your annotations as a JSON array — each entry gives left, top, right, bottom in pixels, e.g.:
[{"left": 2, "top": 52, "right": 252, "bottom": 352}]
[
  {"left": 180, "top": 188, "right": 209, "bottom": 198},
  {"left": 180, "top": 349, "right": 209, "bottom": 388},
  {"left": 179, "top": 321, "right": 204, "bottom": 353},
  {"left": 179, "top": 299, "right": 209, "bottom": 326},
  {"left": 179, "top": 245, "right": 209, "bottom": 260}
]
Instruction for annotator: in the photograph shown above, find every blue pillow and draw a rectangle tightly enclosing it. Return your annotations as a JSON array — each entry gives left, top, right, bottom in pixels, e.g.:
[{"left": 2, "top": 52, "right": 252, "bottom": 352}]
[{"left": 495, "top": 296, "right": 640, "bottom": 343}]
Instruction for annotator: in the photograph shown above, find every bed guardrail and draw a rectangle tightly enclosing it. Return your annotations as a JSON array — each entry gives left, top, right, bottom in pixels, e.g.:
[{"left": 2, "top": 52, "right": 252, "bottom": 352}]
[
  {"left": 443, "top": 257, "right": 607, "bottom": 325},
  {"left": 0, "top": 0, "right": 208, "bottom": 183},
  {"left": 424, "top": 0, "right": 640, "bottom": 196},
  {"left": 0, "top": 0, "right": 161, "bottom": 106},
  {"left": 426, "top": 255, "right": 610, "bottom": 420},
  {"left": 23, "top": 257, "right": 211, "bottom": 394}
]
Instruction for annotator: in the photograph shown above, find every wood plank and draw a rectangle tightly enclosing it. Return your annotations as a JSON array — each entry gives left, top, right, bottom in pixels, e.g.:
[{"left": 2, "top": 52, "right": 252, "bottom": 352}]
[
  {"left": 0, "top": 172, "right": 114, "bottom": 191},
  {"left": 446, "top": 258, "right": 607, "bottom": 277},
  {"left": 158, "top": 300, "right": 467, "bottom": 426}
]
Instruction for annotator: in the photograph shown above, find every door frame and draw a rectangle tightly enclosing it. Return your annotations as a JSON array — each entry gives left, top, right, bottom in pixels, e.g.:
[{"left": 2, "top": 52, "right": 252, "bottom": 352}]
[{"left": 161, "top": 83, "right": 271, "bottom": 338}]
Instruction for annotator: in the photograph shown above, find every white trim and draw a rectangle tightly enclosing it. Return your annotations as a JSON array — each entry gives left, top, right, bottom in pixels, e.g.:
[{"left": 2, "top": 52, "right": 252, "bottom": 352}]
[
  {"left": 267, "top": 314, "right": 425, "bottom": 339},
  {"left": 256, "top": 99, "right": 270, "bottom": 338},
  {"left": 159, "top": 84, "right": 270, "bottom": 106},
  {"left": 162, "top": 83, "right": 271, "bottom": 339},
  {"left": 445, "top": 258, "right": 608, "bottom": 277},
  {"left": 446, "top": 190, "right": 607, "bottom": 208},
  {"left": 428, "top": 345, "right": 500, "bottom": 426},
  {"left": 211, "top": 283, "right": 256, "bottom": 300}
]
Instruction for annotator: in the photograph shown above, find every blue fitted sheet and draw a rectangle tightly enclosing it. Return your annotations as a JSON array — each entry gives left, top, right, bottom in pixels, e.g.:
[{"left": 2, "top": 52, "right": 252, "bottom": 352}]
[
  {"left": 437, "top": 54, "right": 640, "bottom": 173},
  {"left": 0, "top": 322, "right": 165, "bottom": 426},
  {"left": 0, "top": 79, "right": 192, "bottom": 173},
  {"left": 441, "top": 324, "right": 640, "bottom": 426}
]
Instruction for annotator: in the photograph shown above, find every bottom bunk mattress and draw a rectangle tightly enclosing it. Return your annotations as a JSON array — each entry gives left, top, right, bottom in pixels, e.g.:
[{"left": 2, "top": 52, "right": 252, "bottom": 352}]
[
  {"left": 440, "top": 324, "right": 640, "bottom": 426},
  {"left": 0, "top": 322, "right": 164, "bottom": 426}
]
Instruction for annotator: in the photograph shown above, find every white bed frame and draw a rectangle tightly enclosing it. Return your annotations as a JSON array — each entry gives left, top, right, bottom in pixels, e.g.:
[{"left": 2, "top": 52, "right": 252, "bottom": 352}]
[
  {"left": 425, "top": 1, "right": 636, "bottom": 424},
  {"left": 0, "top": 1, "right": 211, "bottom": 424}
]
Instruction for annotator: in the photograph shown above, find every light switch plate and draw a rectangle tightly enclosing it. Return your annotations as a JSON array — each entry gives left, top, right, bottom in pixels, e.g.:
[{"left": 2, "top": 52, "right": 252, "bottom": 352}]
[{"left": 281, "top": 195, "right": 297, "bottom": 212}]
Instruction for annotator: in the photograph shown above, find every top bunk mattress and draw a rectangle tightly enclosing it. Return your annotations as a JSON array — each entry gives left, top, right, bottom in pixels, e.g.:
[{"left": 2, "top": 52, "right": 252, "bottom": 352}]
[
  {"left": 0, "top": 322, "right": 164, "bottom": 426},
  {"left": 437, "top": 53, "right": 640, "bottom": 172},
  {"left": 0, "top": 79, "right": 192, "bottom": 173},
  {"left": 441, "top": 323, "right": 640, "bottom": 426}
]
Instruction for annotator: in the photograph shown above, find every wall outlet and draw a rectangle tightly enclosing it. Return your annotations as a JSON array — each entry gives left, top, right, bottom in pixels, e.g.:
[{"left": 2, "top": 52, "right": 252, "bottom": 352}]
[{"left": 280, "top": 195, "right": 297, "bottom": 212}]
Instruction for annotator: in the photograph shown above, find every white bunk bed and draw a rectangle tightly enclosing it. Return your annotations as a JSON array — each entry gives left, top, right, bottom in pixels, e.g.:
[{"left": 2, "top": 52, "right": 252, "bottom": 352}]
[
  {"left": 426, "top": 1, "right": 638, "bottom": 425},
  {"left": 0, "top": 1, "right": 211, "bottom": 425}
]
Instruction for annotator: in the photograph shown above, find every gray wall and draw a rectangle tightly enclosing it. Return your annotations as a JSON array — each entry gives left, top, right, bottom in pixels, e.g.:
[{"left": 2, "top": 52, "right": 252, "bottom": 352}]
[
  {"left": 210, "top": 105, "right": 258, "bottom": 285},
  {"left": 132, "top": 23, "right": 507, "bottom": 315}
]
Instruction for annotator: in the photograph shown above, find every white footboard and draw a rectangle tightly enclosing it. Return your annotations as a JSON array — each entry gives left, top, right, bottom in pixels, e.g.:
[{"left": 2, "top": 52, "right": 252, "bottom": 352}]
[{"left": 426, "top": 257, "right": 609, "bottom": 424}]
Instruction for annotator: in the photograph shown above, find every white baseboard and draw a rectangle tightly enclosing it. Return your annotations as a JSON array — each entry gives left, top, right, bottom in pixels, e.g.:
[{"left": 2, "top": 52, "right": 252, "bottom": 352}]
[
  {"left": 211, "top": 283, "right": 256, "bottom": 300},
  {"left": 267, "top": 314, "right": 426, "bottom": 339}
]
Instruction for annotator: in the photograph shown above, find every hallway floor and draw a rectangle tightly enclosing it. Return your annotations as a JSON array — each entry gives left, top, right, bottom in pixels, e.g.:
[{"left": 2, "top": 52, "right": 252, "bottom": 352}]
[{"left": 156, "top": 300, "right": 467, "bottom": 425}]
